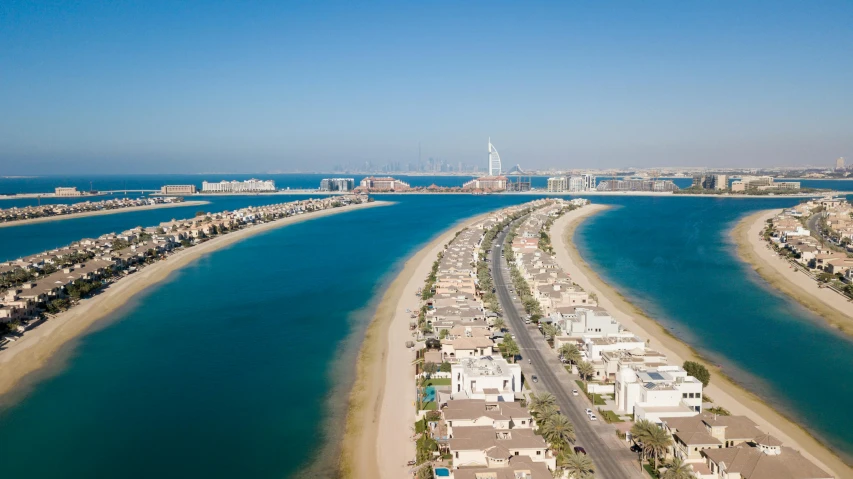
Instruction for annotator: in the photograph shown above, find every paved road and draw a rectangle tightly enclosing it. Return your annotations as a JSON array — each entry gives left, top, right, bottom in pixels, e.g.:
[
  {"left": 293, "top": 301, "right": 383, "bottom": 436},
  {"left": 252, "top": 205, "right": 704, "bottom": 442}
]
[
  {"left": 491, "top": 224, "right": 643, "bottom": 479},
  {"left": 806, "top": 213, "right": 845, "bottom": 253}
]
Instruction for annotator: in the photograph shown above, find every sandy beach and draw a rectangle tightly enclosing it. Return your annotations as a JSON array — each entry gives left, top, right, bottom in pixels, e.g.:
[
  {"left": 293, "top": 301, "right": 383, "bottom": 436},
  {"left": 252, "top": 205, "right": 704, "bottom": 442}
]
[
  {"left": 0, "top": 200, "right": 388, "bottom": 400},
  {"left": 0, "top": 200, "right": 211, "bottom": 229},
  {"left": 552, "top": 205, "right": 850, "bottom": 478},
  {"left": 734, "top": 209, "right": 853, "bottom": 336},
  {"left": 341, "top": 212, "right": 488, "bottom": 479}
]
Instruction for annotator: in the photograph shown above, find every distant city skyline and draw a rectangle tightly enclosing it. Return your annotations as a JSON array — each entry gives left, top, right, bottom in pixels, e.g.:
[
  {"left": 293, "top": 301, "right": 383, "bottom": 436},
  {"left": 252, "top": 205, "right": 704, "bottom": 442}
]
[{"left": 1, "top": 1, "right": 852, "bottom": 175}]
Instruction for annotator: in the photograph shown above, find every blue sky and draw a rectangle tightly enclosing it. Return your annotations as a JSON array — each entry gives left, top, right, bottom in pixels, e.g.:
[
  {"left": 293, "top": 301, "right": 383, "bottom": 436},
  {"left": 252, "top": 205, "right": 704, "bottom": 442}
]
[{"left": 1, "top": 1, "right": 852, "bottom": 174}]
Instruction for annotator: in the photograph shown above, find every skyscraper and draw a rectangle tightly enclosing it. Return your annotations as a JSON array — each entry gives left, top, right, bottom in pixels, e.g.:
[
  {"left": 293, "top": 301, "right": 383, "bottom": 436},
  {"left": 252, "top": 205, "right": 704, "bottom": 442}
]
[
  {"left": 836, "top": 157, "right": 845, "bottom": 171},
  {"left": 488, "top": 139, "right": 502, "bottom": 176}
]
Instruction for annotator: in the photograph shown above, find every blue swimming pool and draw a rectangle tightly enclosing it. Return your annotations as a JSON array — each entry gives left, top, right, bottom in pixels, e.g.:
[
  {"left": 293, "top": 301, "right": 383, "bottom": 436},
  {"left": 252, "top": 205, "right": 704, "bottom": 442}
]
[{"left": 435, "top": 467, "right": 450, "bottom": 477}]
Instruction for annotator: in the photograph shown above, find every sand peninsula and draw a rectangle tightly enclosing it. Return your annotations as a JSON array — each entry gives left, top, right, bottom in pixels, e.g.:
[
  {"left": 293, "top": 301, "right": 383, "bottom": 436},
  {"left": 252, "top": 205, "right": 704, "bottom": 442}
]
[
  {"left": 0, "top": 200, "right": 211, "bottom": 229},
  {"left": 552, "top": 205, "right": 849, "bottom": 478},
  {"left": 0, "top": 200, "right": 389, "bottom": 400},
  {"left": 734, "top": 209, "right": 853, "bottom": 336},
  {"left": 341, "top": 212, "right": 490, "bottom": 479}
]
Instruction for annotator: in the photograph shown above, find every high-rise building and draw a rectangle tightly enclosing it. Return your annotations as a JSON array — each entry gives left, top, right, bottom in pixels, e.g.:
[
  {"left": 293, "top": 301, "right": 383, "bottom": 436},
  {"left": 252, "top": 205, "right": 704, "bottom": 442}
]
[
  {"left": 570, "top": 176, "right": 585, "bottom": 192},
  {"left": 582, "top": 174, "right": 596, "bottom": 191},
  {"left": 837, "top": 157, "right": 846, "bottom": 171},
  {"left": 547, "top": 176, "right": 567, "bottom": 192},
  {"left": 488, "top": 139, "right": 502, "bottom": 176},
  {"left": 319, "top": 178, "right": 355, "bottom": 192}
]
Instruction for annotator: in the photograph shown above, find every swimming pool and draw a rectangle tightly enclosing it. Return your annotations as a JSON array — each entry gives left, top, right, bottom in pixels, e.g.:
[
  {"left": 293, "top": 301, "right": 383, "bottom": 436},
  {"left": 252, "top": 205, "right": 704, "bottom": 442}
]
[{"left": 434, "top": 467, "right": 450, "bottom": 477}]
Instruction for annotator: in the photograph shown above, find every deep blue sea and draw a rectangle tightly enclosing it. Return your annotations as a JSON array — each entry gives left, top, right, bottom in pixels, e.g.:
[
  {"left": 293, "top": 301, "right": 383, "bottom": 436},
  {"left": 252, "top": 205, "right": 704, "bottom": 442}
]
[{"left": 0, "top": 176, "right": 851, "bottom": 477}]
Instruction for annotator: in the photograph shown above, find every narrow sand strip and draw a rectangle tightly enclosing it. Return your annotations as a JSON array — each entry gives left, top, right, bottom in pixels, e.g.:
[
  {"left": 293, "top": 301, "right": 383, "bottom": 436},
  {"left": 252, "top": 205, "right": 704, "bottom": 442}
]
[
  {"left": 342, "top": 212, "right": 489, "bottom": 479},
  {"left": 0, "top": 201, "right": 389, "bottom": 400},
  {"left": 0, "top": 200, "right": 211, "bottom": 229},
  {"left": 552, "top": 205, "right": 849, "bottom": 477},
  {"left": 734, "top": 209, "right": 853, "bottom": 336}
]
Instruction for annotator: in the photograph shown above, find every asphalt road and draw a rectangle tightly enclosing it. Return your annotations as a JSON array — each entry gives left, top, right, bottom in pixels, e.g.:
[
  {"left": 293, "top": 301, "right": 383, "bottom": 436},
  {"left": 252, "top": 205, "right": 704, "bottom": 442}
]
[{"left": 491, "top": 224, "right": 643, "bottom": 479}]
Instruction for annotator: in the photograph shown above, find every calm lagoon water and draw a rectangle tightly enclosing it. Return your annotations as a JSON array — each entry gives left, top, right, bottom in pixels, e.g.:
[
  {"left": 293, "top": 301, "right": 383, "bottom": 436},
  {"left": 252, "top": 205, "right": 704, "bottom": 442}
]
[
  {"left": 576, "top": 196, "right": 853, "bottom": 462},
  {"left": 0, "top": 193, "right": 851, "bottom": 478}
]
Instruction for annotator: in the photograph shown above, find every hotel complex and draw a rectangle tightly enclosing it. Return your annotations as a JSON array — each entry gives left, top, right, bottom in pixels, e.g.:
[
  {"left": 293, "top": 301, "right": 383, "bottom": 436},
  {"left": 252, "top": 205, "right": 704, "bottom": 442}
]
[
  {"left": 357, "top": 177, "right": 411, "bottom": 191},
  {"left": 201, "top": 179, "right": 276, "bottom": 193}
]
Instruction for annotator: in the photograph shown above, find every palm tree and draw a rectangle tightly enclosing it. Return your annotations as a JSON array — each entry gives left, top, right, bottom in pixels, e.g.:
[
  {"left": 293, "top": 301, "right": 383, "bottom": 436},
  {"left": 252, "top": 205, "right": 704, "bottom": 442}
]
[
  {"left": 576, "top": 361, "right": 595, "bottom": 383},
  {"left": 535, "top": 403, "right": 559, "bottom": 427},
  {"left": 560, "top": 450, "right": 596, "bottom": 479},
  {"left": 542, "top": 323, "right": 559, "bottom": 342},
  {"left": 559, "top": 344, "right": 582, "bottom": 366},
  {"left": 503, "top": 337, "right": 520, "bottom": 363},
  {"left": 528, "top": 392, "right": 557, "bottom": 414},
  {"left": 541, "top": 414, "right": 575, "bottom": 451},
  {"left": 643, "top": 424, "right": 673, "bottom": 471},
  {"left": 661, "top": 456, "right": 694, "bottom": 479},
  {"left": 493, "top": 317, "right": 506, "bottom": 331}
]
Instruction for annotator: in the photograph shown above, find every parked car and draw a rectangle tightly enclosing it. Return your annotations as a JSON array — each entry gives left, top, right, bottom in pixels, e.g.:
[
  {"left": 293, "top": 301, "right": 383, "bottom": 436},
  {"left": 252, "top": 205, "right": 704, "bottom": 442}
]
[
  {"left": 630, "top": 444, "right": 642, "bottom": 453},
  {"left": 573, "top": 446, "right": 587, "bottom": 455},
  {"left": 572, "top": 389, "right": 579, "bottom": 396},
  {"left": 585, "top": 408, "right": 592, "bottom": 415},
  {"left": 588, "top": 414, "right": 597, "bottom": 421},
  {"left": 531, "top": 375, "right": 538, "bottom": 383}
]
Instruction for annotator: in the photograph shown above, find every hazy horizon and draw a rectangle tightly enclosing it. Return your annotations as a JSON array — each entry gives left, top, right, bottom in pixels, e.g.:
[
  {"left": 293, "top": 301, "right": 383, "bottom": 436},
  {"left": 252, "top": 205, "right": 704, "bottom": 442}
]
[{"left": 2, "top": 1, "right": 852, "bottom": 175}]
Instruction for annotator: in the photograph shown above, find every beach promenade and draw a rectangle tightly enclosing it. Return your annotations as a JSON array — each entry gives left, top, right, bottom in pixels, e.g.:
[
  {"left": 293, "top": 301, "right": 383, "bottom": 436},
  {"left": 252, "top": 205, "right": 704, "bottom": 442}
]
[
  {"left": 0, "top": 200, "right": 388, "bottom": 401},
  {"left": 734, "top": 209, "right": 853, "bottom": 335},
  {"left": 552, "top": 205, "right": 849, "bottom": 478}
]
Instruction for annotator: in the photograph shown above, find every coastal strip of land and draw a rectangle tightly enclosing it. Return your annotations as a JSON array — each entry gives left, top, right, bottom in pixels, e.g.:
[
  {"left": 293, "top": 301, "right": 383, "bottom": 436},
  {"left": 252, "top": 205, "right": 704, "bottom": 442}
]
[
  {"left": 733, "top": 209, "right": 853, "bottom": 335},
  {"left": 0, "top": 200, "right": 389, "bottom": 400},
  {"left": 552, "top": 205, "right": 850, "bottom": 478},
  {"left": 341, "top": 212, "right": 489, "bottom": 479},
  {"left": 0, "top": 200, "right": 211, "bottom": 228}
]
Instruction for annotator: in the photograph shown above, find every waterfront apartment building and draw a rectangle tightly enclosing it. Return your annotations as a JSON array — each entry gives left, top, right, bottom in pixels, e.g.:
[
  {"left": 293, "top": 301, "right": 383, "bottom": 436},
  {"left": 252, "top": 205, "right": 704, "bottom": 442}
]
[
  {"left": 597, "top": 178, "right": 679, "bottom": 192},
  {"left": 55, "top": 187, "right": 82, "bottom": 197},
  {"left": 160, "top": 185, "right": 197, "bottom": 195},
  {"left": 731, "top": 176, "right": 799, "bottom": 192},
  {"left": 547, "top": 175, "right": 596, "bottom": 192},
  {"left": 319, "top": 178, "right": 354, "bottom": 192},
  {"left": 201, "top": 179, "right": 276, "bottom": 193},
  {"left": 357, "top": 176, "right": 410, "bottom": 191},
  {"left": 462, "top": 176, "right": 508, "bottom": 191},
  {"left": 692, "top": 174, "right": 728, "bottom": 190},
  {"left": 546, "top": 176, "right": 567, "bottom": 192}
]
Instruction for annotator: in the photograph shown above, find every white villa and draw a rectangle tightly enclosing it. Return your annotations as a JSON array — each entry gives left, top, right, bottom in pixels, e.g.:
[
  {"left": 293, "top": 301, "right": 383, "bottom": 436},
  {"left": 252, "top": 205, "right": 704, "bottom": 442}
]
[{"left": 451, "top": 356, "right": 522, "bottom": 402}]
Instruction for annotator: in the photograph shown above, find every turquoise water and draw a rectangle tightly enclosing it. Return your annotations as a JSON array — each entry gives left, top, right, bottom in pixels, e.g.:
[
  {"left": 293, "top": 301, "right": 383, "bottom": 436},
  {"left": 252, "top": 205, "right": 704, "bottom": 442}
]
[
  {"left": 576, "top": 197, "right": 853, "bottom": 462},
  {"left": 0, "top": 194, "right": 851, "bottom": 477},
  {"left": 0, "top": 194, "right": 540, "bottom": 478}
]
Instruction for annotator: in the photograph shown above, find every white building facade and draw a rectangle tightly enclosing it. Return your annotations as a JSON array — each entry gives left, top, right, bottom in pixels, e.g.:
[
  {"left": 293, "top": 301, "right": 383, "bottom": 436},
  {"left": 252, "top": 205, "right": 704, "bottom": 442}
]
[{"left": 201, "top": 179, "right": 276, "bottom": 193}]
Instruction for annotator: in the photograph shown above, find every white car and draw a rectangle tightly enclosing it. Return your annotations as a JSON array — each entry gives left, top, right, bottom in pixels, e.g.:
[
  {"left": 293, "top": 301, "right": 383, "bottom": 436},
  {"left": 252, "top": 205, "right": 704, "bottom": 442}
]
[
  {"left": 585, "top": 408, "right": 592, "bottom": 415},
  {"left": 589, "top": 414, "right": 598, "bottom": 421},
  {"left": 572, "top": 389, "right": 579, "bottom": 396}
]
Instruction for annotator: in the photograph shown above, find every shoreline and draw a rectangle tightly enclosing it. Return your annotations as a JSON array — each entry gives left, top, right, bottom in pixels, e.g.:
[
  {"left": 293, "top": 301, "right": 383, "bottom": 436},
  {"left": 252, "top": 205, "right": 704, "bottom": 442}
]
[
  {"left": 0, "top": 201, "right": 211, "bottom": 228},
  {"left": 733, "top": 210, "right": 853, "bottom": 336},
  {"left": 0, "top": 201, "right": 389, "bottom": 402},
  {"left": 552, "top": 205, "right": 850, "bottom": 478},
  {"left": 340, "top": 212, "right": 489, "bottom": 479}
]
